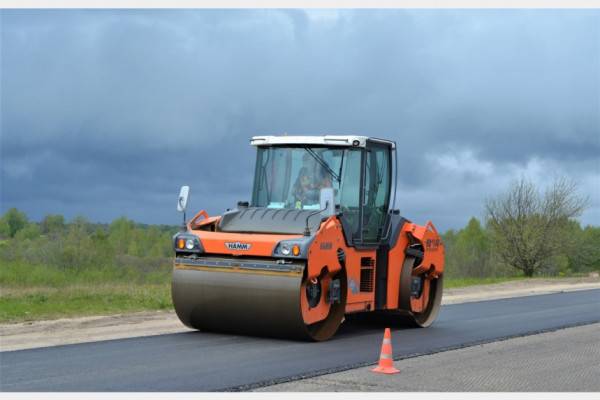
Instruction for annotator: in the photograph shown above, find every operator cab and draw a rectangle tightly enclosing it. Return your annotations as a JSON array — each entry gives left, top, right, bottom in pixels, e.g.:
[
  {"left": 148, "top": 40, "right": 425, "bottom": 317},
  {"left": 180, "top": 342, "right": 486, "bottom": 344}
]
[{"left": 249, "top": 135, "right": 397, "bottom": 247}]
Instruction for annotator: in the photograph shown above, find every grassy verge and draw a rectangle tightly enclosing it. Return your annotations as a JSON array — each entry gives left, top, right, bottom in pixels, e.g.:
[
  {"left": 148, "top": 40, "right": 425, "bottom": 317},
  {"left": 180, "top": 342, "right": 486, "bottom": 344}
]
[
  {"left": 444, "top": 276, "right": 525, "bottom": 288},
  {"left": 0, "top": 284, "right": 172, "bottom": 323},
  {"left": 0, "top": 261, "right": 172, "bottom": 323},
  {"left": 443, "top": 274, "right": 597, "bottom": 289}
]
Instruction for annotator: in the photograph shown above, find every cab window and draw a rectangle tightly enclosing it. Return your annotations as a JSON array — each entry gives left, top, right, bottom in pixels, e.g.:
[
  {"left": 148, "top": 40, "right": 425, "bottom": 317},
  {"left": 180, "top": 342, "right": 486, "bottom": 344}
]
[{"left": 362, "top": 144, "right": 391, "bottom": 243}]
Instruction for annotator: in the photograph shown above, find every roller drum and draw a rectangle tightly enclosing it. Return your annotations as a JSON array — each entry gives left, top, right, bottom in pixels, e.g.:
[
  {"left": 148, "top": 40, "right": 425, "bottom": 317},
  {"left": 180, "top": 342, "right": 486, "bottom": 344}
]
[
  {"left": 399, "top": 256, "right": 444, "bottom": 327},
  {"left": 172, "top": 257, "right": 345, "bottom": 340}
]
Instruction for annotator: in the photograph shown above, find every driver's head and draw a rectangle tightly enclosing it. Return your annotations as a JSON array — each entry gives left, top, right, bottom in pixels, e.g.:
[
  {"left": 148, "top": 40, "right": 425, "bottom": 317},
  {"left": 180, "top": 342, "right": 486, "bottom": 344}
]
[{"left": 300, "top": 173, "right": 311, "bottom": 188}]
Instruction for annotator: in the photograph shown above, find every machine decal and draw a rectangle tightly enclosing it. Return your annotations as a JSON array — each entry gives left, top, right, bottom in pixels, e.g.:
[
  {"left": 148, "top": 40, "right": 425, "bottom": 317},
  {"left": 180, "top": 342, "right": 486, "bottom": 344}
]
[
  {"left": 425, "top": 238, "right": 441, "bottom": 251},
  {"left": 225, "top": 242, "right": 252, "bottom": 251},
  {"left": 320, "top": 242, "right": 333, "bottom": 250}
]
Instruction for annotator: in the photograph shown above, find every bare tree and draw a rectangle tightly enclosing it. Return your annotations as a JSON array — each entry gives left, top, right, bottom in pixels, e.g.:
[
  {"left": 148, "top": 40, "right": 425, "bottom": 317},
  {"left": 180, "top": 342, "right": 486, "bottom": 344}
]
[{"left": 485, "top": 177, "right": 588, "bottom": 277}]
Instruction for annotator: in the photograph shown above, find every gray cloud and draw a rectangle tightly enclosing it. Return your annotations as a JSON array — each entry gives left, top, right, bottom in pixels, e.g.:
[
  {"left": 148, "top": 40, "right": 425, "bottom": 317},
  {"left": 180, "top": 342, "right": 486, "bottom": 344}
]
[{"left": 1, "top": 9, "right": 599, "bottom": 230}]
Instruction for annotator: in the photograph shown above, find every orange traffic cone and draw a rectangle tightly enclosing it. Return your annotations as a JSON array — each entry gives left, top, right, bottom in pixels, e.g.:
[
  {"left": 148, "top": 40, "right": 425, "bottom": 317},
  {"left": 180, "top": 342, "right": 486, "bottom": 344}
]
[{"left": 371, "top": 328, "right": 400, "bottom": 374}]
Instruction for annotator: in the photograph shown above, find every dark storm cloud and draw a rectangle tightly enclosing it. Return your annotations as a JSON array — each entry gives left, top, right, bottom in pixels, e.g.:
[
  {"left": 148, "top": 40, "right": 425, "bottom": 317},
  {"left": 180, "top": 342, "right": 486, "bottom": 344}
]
[{"left": 1, "top": 9, "right": 599, "bottom": 230}]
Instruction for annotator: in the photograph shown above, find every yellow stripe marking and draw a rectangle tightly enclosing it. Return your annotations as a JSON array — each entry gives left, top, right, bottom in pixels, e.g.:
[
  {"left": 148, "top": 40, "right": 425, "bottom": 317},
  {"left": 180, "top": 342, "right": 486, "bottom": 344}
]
[{"left": 174, "top": 263, "right": 302, "bottom": 277}]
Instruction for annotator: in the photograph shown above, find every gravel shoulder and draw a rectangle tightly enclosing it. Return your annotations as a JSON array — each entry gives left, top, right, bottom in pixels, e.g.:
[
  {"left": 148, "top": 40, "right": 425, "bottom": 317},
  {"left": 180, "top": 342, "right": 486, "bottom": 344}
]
[
  {"left": 1, "top": 277, "right": 599, "bottom": 352},
  {"left": 256, "top": 322, "right": 600, "bottom": 392}
]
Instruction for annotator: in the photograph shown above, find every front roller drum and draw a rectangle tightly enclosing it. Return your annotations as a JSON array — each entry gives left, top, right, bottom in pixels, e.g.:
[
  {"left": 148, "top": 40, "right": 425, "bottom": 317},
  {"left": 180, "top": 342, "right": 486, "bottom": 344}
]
[{"left": 172, "top": 259, "right": 346, "bottom": 341}]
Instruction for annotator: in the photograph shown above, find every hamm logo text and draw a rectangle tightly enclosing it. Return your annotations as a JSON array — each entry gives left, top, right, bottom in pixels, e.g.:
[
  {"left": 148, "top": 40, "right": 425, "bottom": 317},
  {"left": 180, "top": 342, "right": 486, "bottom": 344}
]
[{"left": 225, "top": 242, "right": 252, "bottom": 251}]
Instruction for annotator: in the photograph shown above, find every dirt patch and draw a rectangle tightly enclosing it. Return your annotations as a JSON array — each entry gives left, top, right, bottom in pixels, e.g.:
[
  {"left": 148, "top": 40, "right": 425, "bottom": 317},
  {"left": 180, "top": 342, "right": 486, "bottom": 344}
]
[
  {"left": 1, "top": 277, "right": 599, "bottom": 352},
  {"left": 0, "top": 310, "right": 191, "bottom": 352}
]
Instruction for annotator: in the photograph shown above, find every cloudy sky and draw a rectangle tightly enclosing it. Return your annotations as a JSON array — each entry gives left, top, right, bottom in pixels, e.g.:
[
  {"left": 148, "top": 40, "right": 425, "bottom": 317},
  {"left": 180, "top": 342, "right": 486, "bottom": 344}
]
[{"left": 1, "top": 9, "right": 598, "bottom": 231}]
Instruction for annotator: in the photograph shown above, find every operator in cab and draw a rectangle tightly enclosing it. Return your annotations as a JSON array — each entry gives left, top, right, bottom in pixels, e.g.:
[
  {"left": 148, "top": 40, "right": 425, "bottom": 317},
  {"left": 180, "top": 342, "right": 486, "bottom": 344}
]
[{"left": 292, "top": 152, "right": 332, "bottom": 209}]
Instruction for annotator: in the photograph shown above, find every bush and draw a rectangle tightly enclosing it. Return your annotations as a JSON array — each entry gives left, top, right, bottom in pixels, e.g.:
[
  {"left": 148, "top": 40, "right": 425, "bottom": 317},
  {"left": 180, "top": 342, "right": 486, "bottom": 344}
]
[
  {"left": 3, "top": 208, "right": 28, "bottom": 238},
  {"left": 0, "top": 209, "right": 178, "bottom": 287}
]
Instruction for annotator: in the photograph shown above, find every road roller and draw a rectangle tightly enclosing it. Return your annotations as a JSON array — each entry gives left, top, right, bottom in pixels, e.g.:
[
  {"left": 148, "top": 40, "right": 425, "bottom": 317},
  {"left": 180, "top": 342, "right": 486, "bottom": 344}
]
[{"left": 172, "top": 135, "right": 445, "bottom": 341}]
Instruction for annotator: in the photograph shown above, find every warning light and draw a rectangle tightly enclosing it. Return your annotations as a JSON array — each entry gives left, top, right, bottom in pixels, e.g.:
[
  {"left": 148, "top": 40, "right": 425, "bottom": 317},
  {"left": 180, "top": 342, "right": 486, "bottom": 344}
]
[{"left": 292, "top": 245, "right": 301, "bottom": 256}]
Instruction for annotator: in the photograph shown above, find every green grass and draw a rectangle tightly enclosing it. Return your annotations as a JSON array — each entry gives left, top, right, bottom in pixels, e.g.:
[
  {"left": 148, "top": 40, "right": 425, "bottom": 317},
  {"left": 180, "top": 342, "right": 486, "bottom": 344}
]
[
  {"left": 0, "top": 261, "right": 171, "bottom": 287},
  {"left": 0, "top": 284, "right": 172, "bottom": 323},
  {"left": 444, "top": 276, "right": 526, "bottom": 288},
  {"left": 0, "top": 261, "right": 173, "bottom": 323},
  {"left": 443, "top": 274, "right": 594, "bottom": 288}
]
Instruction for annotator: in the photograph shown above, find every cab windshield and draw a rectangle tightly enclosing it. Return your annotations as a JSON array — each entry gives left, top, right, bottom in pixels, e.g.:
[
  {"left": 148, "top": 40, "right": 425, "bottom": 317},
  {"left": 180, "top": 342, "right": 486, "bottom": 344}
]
[{"left": 252, "top": 146, "right": 361, "bottom": 210}]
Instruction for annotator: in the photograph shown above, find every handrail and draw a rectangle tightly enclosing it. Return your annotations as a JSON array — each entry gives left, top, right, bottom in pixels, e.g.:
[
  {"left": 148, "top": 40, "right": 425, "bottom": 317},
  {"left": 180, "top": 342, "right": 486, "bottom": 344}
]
[{"left": 187, "top": 210, "right": 209, "bottom": 230}]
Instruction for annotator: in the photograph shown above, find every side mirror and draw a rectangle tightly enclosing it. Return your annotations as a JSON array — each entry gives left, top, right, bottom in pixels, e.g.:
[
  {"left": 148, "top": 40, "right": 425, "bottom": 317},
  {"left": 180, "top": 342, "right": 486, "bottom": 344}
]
[
  {"left": 177, "top": 186, "right": 190, "bottom": 213},
  {"left": 319, "top": 187, "right": 335, "bottom": 217}
]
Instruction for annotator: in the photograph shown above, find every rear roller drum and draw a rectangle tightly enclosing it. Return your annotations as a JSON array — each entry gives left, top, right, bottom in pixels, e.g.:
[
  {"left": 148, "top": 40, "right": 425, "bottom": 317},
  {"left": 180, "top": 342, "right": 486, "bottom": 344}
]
[{"left": 399, "top": 256, "right": 443, "bottom": 327}]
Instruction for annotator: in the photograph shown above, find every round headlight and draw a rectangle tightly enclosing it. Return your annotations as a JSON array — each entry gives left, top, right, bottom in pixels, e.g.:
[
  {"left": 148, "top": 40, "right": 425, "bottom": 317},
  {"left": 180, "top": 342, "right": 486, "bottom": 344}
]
[
  {"left": 280, "top": 243, "right": 291, "bottom": 255},
  {"left": 185, "top": 239, "right": 195, "bottom": 250}
]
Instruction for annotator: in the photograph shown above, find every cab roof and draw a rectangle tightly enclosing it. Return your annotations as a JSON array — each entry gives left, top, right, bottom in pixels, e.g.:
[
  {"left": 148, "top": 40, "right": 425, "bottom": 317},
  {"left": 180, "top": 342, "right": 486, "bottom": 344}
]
[{"left": 250, "top": 135, "right": 395, "bottom": 149}]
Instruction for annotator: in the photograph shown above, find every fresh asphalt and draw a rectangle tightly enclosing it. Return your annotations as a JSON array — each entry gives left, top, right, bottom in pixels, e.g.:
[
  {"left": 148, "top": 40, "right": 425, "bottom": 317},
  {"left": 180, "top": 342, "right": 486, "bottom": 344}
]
[{"left": 1, "top": 289, "right": 599, "bottom": 391}]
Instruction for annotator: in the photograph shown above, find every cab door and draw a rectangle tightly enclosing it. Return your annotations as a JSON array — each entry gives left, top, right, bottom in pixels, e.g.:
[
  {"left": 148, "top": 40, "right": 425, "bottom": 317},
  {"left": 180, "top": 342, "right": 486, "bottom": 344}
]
[
  {"left": 338, "top": 142, "right": 393, "bottom": 313},
  {"left": 362, "top": 142, "right": 394, "bottom": 310},
  {"left": 361, "top": 142, "right": 392, "bottom": 244}
]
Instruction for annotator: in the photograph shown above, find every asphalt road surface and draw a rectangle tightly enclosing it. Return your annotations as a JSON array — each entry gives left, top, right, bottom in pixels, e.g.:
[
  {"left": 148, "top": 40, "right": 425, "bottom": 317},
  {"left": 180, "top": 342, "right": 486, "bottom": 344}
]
[{"left": 1, "top": 289, "right": 599, "bottom": 391}]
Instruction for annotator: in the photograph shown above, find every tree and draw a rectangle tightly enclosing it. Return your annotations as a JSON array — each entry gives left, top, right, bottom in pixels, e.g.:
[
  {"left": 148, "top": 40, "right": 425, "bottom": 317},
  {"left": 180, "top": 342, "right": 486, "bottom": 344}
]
[
  {"left": 0, "top": 218, "right": 10, "bottom": 238},
  {"left": 61, "top": 216, "right": 94, "bottom": 269},
  {"left": 443, "top": 218, "right": 494, "bottom": 278},
  {"left": 3, "top": 208, "right": 28, "bottom": 238},
  {"left": 15, "top": 223, "right": 41, "bottom": 241},
  {"left": 41, "top": 214, "right": 65, "bottom": 235},
  {"left": 456, "top": 217, "right": 492, "bottom": 278},
  {"left": 566, "top": 224, "right": 600, "bottom": 273},
  {"left": 109, "top": 217, "right": 135, "bottom": 255},
  {"left": 485, "top": 177, "right": 588, "bottom": 277}
]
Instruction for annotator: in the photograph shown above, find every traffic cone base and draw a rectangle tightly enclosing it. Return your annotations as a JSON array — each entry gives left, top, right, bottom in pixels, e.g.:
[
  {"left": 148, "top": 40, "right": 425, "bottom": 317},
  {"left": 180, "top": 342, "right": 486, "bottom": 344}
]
[
  {"left": 371, "top": 328, "right": 400, "bottom": 375},
  {"left": 371, "top": 365, "right": 400, "bottom": 374}
]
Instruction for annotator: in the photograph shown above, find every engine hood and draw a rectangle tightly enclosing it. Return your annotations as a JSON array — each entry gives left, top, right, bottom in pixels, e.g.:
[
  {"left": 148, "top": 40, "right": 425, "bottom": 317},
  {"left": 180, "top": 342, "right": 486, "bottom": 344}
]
[{"left": 218, "top": 207, "right": 325, "bottom": 235}]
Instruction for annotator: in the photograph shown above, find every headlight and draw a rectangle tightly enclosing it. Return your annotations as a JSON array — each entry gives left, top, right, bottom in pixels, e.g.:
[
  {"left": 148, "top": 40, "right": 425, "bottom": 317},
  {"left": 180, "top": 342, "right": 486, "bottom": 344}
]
[
  {"left": 278, "top": 243, "right": 301, "bottom": 257},
  {"left": 173, "top": 234, "right": 203, "bottom": 253}
]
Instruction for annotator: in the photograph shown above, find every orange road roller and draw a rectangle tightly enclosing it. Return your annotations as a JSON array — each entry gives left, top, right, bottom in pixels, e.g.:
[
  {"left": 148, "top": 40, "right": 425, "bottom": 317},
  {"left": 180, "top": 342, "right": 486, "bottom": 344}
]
[{"left": 172, "top": 135, "right": 445, "bottom": 341}]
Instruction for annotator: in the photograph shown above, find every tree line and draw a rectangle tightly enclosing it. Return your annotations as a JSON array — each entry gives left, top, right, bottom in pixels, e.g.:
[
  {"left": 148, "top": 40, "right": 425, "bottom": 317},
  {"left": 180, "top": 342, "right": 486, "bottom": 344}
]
[
  {"left": 0, "top": 210, "right": 177, "bottom": 278},
  {"left": 443, "top": 216, "right": 599, "bottom": 278},
  {"left": 1, "top": 178, "right": 598, "bottom": 279}
]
